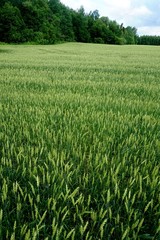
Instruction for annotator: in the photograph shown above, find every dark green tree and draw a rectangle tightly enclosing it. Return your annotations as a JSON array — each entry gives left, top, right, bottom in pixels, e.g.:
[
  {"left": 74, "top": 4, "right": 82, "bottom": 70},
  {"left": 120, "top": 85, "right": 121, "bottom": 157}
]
[
  {"left": 72, "top": 6, "right": 90, "bottom": 42},
  {"left": 0, "top": 2, "right": 24, "bottom": 42},
  {"left": 137, "top": 35, "right": 160, "bottom": 45},
  {"left": 124, "top": 26, "right": 137, "bottom": 44},
  {"left": 48, "top": 0, "right": 61, "bottom": 14},
  {"left": 0, "top": 0, "right": 141, "bottom": 44},
  {"left": 59, "top": 5, "right": 75, "bottom": 41},
  {"left": 90, "top": 18, "right": 106, "bottom": 43},
  {"left": 91, "top": 9, "right": 100, "bottom": 20},
  {"left": 20, "top": 0, "right": 61, "bottom": 43}
]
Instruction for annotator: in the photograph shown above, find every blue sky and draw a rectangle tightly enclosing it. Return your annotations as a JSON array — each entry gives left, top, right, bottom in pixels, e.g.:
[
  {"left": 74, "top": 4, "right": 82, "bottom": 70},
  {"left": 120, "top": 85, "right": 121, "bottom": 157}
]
[{"left": 60, "top": 0, "right": 160, "bottom": 36}]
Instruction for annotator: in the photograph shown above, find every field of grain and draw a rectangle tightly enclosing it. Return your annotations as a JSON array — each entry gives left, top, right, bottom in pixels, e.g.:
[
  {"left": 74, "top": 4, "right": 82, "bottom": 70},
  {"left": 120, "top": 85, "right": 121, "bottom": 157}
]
[{"left": 0, "top": 43, "right": 159, "bottom": 239}]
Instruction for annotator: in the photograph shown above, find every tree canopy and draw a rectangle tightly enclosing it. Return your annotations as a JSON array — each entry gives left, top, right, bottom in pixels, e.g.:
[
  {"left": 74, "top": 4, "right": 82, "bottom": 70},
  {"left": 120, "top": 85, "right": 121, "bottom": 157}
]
[
  {"left": 137, "top": 35, "right": 160, "bottom": 46},
  {"left": 0, "top": 0, "right": 158, "bottom": 45}
]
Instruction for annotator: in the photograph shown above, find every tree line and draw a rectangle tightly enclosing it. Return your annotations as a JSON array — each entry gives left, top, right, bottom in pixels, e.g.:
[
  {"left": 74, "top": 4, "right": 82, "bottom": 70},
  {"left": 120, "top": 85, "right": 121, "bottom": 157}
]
[
  {"left": 0, "top": 0, "right": 159, "bottom": 45},
  {"left": 137, "top": 35, "right": 160, "bottom": 46}
]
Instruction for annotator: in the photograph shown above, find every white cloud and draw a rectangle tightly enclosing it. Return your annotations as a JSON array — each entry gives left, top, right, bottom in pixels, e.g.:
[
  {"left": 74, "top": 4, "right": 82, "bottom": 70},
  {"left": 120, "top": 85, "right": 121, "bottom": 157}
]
[
  {"left": 102, "top": 1, "right": 152, "bottom": 26},
  {"left": 130, "top": 5, "right": 152, "bottom": 16},
  {"left": 60, "top": 0, "right": 97, "bottom": 13},
  {"left": 138, "top": 26, "right": 160, "bottom": 36},
  {"left": 123, "top": 5, "right": 153, "bottom": 28},
  {"left": 104, "top": 0, "right": 131, "bottom": 10}
]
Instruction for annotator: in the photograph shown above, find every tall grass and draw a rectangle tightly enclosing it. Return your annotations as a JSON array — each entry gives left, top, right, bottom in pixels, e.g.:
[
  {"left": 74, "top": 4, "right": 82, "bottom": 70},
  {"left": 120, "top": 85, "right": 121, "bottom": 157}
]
[{"left": 0, "top": 43, "right": 159, "bottom": 239}]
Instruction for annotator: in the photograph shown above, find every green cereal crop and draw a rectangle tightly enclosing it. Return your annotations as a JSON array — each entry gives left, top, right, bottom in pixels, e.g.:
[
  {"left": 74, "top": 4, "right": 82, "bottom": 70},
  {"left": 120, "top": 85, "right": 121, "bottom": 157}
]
[{"left": 0, "top": 43, "right": 160, "bottom": 239}]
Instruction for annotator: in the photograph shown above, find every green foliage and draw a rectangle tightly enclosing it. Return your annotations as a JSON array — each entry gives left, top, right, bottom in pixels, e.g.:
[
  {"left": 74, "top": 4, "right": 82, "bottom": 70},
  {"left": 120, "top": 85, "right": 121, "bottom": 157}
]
[
  {"left": 0, "top": 0, "right": 138, "bottom": 44},
  {"left": 138, "top": 35, "right": 160, "bottom": 45},
  {"left": 115, "top": 36, "right": 126, "bottom": 45},
  {"left": 124, "top": 26, "right": 137, "bottom": 44},
  {"left": 0, "top": 43, "right": 160, "bottom": 239},
  {"left": 0, "top": 2, "right": 24, "bottom": 43},
  {"left": 72, "top": 7, "right": 91, "bottom": 43}
]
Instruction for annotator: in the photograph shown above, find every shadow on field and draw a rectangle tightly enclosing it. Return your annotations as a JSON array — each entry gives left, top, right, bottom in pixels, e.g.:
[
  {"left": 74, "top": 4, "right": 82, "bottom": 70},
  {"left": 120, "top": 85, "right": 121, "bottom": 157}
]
[{"left": 0, "top": 49, "right": 13, "bottom": 54}]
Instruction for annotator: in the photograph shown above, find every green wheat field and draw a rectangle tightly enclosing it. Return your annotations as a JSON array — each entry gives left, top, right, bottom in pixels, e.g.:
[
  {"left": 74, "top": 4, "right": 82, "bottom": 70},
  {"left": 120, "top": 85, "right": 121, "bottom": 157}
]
[{"left": 0, "top": 43, "right": 160, "bottom": 239}]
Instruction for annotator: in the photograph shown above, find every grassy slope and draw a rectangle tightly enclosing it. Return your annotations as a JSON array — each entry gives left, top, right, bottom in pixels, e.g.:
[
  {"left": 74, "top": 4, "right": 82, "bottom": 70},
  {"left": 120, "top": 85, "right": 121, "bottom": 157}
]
[{"left": 0, "top": 43, "right": 160, "bottom": 239}]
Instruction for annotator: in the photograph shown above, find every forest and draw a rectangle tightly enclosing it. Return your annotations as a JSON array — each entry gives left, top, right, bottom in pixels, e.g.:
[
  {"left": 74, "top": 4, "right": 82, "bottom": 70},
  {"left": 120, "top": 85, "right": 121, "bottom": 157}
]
[{"left": 0, "top": 0, "right": 159, "bottom": 45}]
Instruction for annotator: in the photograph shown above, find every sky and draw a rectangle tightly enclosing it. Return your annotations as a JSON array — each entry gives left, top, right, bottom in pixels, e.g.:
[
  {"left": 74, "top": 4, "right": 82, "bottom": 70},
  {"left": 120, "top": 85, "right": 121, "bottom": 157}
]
[{"left": 60, "top": 0, "right": 160, "bottom": 36}]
